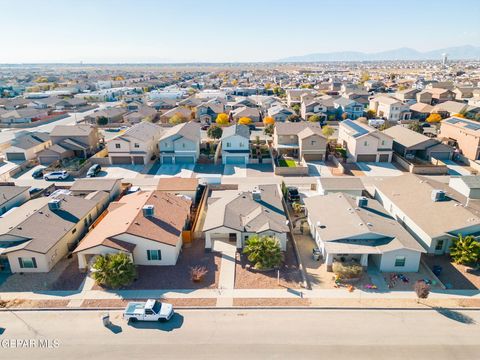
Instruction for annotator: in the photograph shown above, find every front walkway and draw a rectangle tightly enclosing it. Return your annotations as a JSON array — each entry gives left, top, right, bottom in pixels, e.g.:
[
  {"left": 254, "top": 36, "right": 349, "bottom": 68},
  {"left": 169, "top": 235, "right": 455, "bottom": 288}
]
[{"left": 213, "top": 241, "right": 236, "bottom": 306}]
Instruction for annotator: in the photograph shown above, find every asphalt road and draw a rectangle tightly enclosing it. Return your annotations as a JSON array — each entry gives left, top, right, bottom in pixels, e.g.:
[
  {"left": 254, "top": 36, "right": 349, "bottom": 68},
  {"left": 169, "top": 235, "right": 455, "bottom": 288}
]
[{"left": 0, "top": 309, "right": 479, "bottom": 359}]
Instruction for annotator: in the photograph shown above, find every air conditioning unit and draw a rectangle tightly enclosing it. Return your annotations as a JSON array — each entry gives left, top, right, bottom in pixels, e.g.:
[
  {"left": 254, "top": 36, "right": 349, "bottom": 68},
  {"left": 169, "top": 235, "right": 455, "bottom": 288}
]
[
  {"left": 142, "top": 205, "right": 155, "bottom": 217},
  {"left": 431, "top": 190, "right": 446, "bottom": 202},
  {"left": 356, "top": 196, "right": 368, "bottom": 208},
  {"left": 48, "top": 199, "right": 62, "bottom": 211}
]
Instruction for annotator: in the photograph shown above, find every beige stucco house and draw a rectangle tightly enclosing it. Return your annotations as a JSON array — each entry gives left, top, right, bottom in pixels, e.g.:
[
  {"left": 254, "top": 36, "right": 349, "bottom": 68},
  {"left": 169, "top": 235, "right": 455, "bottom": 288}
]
[{"left": 439, "top": 117, "right": 480, "bottom": 161}]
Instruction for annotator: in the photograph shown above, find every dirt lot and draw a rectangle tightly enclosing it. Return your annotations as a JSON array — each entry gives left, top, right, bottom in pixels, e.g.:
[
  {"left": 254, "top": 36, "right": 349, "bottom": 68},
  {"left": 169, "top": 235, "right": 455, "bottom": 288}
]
[
  {"left": 234, "top": 240, "right": 303, "bottom": 289},
  {"left": 0, "top": 299, "right": 70, "bottom": 309},
  {"left": 93, "top": 239, "right": 221, "bottom": 290},
  {"left": 233, "top": 298, "right": 311, "bottom": 307},
  {"left": 0, "top": 257, "right": 85, "bottom": 292},
  {"left": 81, "top": 298, "right": 216, "bottom": 308},
  {"left": 423, "top": 255, "right": 480, "bottom": 290}
]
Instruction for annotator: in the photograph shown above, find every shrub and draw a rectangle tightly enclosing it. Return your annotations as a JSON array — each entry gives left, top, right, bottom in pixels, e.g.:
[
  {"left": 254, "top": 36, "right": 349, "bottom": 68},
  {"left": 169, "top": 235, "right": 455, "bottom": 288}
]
[
  {"left": 332, "top": 262, "right": 363, "bottom": 279},
  {"left": 414, "top": 280, "right": 430, "bottom": 300},
  {"left": 449, "top": 234, "right": 480, "bottom": 265},
  {"left": 243, "top": 235, "right": 283, "bottom": 270},
  {"left": 190, "top": 266, "right": 208, "bottom": 283},
  {"left": 92, "top": 253, "right": 136, "bottom": 289}
]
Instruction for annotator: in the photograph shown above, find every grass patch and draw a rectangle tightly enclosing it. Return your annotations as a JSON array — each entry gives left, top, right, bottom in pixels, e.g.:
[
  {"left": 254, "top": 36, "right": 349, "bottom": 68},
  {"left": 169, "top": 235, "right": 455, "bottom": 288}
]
[{"left": 278, "top": 159, "right": 297, "bottom": 167}]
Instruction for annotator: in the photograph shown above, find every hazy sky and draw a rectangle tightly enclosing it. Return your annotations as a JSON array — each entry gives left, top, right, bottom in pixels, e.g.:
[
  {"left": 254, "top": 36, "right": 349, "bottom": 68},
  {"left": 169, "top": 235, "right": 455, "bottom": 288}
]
[{"left": 1, "top": 0, "right": 479, "bottom": 63}]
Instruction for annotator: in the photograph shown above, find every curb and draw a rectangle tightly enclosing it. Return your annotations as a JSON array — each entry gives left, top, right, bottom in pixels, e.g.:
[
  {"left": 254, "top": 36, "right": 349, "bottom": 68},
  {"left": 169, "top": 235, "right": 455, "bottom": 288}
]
[{"left": 2, "top": 306, "right": 480, "bottom": 312}]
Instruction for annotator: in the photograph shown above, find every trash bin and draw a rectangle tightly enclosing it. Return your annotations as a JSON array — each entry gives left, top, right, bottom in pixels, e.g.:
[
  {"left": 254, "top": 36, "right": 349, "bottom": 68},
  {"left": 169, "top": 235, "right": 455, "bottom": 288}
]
[
  {"left": 312, "top": 249, "right": 321, "bottom": 261},
  {"left": 101, "top": 313, "right": 110, "bottom": 327},
  {"left": 433, "top": 265, "right": 442, "bottom": 277}
]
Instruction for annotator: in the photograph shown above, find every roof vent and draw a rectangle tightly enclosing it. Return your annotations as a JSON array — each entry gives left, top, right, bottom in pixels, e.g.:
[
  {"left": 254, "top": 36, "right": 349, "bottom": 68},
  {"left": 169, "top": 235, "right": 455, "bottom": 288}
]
[
  {"left": 48, "top": 199, "right": 62, "bottom": 211},
  {"left": 356, "top": 196, "right": 368, "bottom": 208},
  {"left": 143, "top": 205, "right": 155, "bottom": 217},
  {"left": 252, "top": 187, "right": 261, "bottom": 201},
  {"left": 431, "top": 190, "right": 446, "bottom": 202}
]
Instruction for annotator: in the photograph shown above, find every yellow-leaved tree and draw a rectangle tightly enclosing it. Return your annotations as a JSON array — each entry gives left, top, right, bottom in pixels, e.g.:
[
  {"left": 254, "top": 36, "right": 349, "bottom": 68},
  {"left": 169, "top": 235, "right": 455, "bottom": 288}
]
[
  {"left": 426, "top": 113, "right": 442, "bottom": 123},
  {"left": 263, "top": 116, "right": 275, "bottom": 125},
  {"left": 216, "top": 113, "right": 230, "bottom": 126},
  {"left": 238, "top": 117, "right": 252, "bottom": 125}
]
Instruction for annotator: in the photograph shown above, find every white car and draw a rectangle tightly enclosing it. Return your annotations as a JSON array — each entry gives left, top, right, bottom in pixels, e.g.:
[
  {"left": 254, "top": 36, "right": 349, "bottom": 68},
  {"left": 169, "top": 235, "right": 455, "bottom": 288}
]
[
  {"left": 123, "top": 299, "right": 174, "bottom": 322},
  {"left": 43, "top": 171, "right": 69, "bottom": 181}
]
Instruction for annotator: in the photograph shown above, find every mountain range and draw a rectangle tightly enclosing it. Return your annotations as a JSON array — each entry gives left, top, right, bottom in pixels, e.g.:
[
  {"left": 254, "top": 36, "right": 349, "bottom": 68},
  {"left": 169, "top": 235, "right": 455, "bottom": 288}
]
[{"left": 279, "top": 45, "right": 480, "bottom": 62}]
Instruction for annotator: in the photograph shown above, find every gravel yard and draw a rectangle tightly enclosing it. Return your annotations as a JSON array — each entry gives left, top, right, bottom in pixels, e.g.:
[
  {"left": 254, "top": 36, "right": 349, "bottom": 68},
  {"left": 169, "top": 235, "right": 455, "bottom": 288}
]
[
  {"left": 93, "top": 239, "right": 221, "bottom": 290},
  {"left": 423, "top": 254, "right": 480, "bottom": 290},
  {"left": 233, "top": 298, "right": 311, "bottom": 307},
  {"left": 234, "top": 240, "right": 303, "bottom": 289},
  {"left": 0, "top": 299, "right": 70, "bottom": 309},
  {"left": 81, "top": 298, "right": 216, "bottom": 308}
]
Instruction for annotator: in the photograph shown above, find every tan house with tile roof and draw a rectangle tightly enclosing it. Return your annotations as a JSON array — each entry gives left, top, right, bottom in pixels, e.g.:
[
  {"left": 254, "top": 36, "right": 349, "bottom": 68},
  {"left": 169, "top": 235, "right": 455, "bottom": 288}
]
[{"left": 74, "top": 190, "right": 192, "bottom": 269}]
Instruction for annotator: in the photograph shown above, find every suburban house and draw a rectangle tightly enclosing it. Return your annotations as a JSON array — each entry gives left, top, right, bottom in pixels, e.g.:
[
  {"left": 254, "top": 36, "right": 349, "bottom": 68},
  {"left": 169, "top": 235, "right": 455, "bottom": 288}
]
[
  {"left": 300, "top": 99, "right": 328, "bottom": 120},
  {"left": 449, "top": 176, "right": 480, "bottom": 199},
  {"left": 432, "top": 101, "right": 468, "bottom": 118},
  {"left": 286, "top": 89, "right": 316, "bottom": 107},
  {"left": 369, "top": 96, "right": 411, "bottom": 122},
  {"left": 0, "top": 108, "right": 49, "bottom": 124},
  {"left": 195, "top": 99, "right": 225, "bottom": 124},
  {"left": 4, "top": 132, "right": 51, "bottom": 161},
  {"left": 316, "top": 177, "right": 365, "bottom": 197},
  {"left": 453, "top": 87, "right": 475, "bottom": 101},
  {"left": 86, "top": 108, "right": 127, "bottom": 125},
  {"left": 333, "top": 98, "right": 364, "bottom": 120},
  {"left": 74, "top": 191, "right": 192, "bottom": 270},
  {"left": 69, "top": 178, "right": 122, "bottom": 202},
  {"left": 107, "top": 122, "right": 164, "bottom": 165},
  {"left": 267, "top": 105, "right": 295, "bottom": 122},
  {"left": 410, "top": 102, "right": 434, "bottom": 120},
  {"left": 304, "top": 193, "right": 425, "bottom": 272},
  {"left": 157, "top": 177, "right": 199, "bottom": 199},
  {"left": 0, "top": 185, "right": 31, "bottom": 215},
  {"left": 394, "top": 89, "right": 419, "bottom": 104},
  {"left": 273, "top": 122, "right": 328, "bottom": 161},
  {"left": 439, "top": 117, "right": 480, "bottom": 161},
  {"left": 220, "top": 124, "right": 250, "bottom": 165},
  {"left": 383, "top": 125, "right": 453, "bottom": 161},
  {"left": 373, "top": 174, "right": 480, "bottom": 254},
  {"left": 428, "top": 88, "right": 456, "bottom": 105},
  {"left": 159, "top": 106, "right": 192, "bottom": 124},
  {"left": 123, "top": 105, "right": 158, "bottom": 124},
  {"left": 338, "top": 119, "right": 393, "bottom": 162},
  {"left": 230, "top": 106, "right": 261, "bottom": 123},
  {"left": 202, "top": 185, "right": 289, "bottom": 251},
  {"left": 0, "top": 192, "right": 108, "bottom": 273},
  {"left": 159, "top": 121, "right": 201, "bottom": 164}
]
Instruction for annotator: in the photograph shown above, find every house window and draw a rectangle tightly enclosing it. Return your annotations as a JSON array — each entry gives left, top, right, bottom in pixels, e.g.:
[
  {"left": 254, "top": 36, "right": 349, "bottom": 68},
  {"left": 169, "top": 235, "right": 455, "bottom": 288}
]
[
  {"left": 115, "top": 144, "right": 121, "bottom": 149},
  {"left": 226, "top": 142, "right": 231, "bottom": 148},
  {"left": 394, "top": 256, "right": 406, "bottom": 267},
  {"left": 364, "top": 141, "right": 368, "bottom": 146},
  {"left": 381, "top": 140, "right": 385, "bottom": 146},
  {"left": 182, "top": 143, "right": 186, "bottom": 148},
  {"left": 435, "top": 240, "right": 444, "bottom": 251},
  {"left": 147, "top": 250, "right": 162, "bottom": 261},
  {"left": 239, "top": 142, "right": 244, "bottom": 147},
  {"left": 311, "top": 140, "right": 316, "bottom": 146},
  {"left": 19, "top": 257, "right": 37, "bottom": 269},
  {"left": 134, "top": 143, "right": 140, "bottom": 148},
  {"left": 72, "top": 228, "right": 77, "bottom": 234}
]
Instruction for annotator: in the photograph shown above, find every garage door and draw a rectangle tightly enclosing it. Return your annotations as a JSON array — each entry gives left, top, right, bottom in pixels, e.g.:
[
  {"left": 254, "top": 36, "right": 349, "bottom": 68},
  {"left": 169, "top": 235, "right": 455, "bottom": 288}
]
[
  {"left": 225, "top": 156, "right": 247, "bottom": 165},
  {"left": 357, "top": 154, "right": 377, "bottom": 162},
  {"left": 303, "top": 154, "right": 323, "bottom": 161},
  {"left": 111, "top": 156, "right": 132, "bottom": 165},
  {"left": 378, "top": 154, "right": 390, "bottom": 162},
  {"left": 430, "top": 152, "right": 451, "bottom": 160},
  {"left": 162, "top": 156, "right": 173, "bottom": 164},
  {"left": 175, "top": 156, "right": 195, "bottom": 164},
  {"left": 6, "top": 153, "right": 26, "bottom": 161},
  {"left": 133, "top": 156, "right": 144, "bottom": 165}
]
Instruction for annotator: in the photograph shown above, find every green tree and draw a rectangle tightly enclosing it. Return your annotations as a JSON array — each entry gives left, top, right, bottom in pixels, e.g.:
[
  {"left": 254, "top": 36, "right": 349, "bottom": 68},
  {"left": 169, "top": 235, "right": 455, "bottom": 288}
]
[
  {"left": 96, "top": 116, "right": 108, "bottom": 126},
  {"left": 207, "top": 125, "right": 223, "bottom": 141},
  {"left": 449, "top": 234, "right": 480, "bottom": 265},
  {"left": 322, "top": 125, "right": 335, "bottom": 139},
  {"left": 264, "top": 123, "right": 274, "bottom": 136},
  {"left": 92, "top": 253, "right": 136, "bottom": 289},
  {"left": 291, "top": 104, "right": 301, "bottom": 114},
  {"left": 243, "top": 235, "right": 283, "bottom": 270},
  {"left": 308, "top": 114, "right": 321, "bottom": 123},
  {"left": 366, "top": 109, "right": 376, "bottom": 119},
  {"left": 169, "top": 113, "right": 187, "bottom": 125},
  {"left": 408, "top": 121, "right": 424, "bottom": 134},
  {"left": 287, "top": 114, "right": 300, "bottom": 122}
]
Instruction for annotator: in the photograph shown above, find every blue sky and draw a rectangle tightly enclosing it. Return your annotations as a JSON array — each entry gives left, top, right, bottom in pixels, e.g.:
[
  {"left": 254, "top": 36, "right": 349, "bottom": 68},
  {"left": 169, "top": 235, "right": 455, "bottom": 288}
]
[{"left": 1, "top": 0, "right": 479, "bottom": 63}]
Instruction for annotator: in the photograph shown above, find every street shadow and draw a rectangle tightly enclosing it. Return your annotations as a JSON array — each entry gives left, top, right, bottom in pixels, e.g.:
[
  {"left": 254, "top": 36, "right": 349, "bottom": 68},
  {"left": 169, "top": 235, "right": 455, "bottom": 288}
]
[
  {"left": 433, "top": 307, "right": 476, "bottom": 324},
  {"left": 105, "top": 323, "right": 123, "bottom": 334},
  {"left": 128, "top": 313, "right": 184, "bottom": 332}
]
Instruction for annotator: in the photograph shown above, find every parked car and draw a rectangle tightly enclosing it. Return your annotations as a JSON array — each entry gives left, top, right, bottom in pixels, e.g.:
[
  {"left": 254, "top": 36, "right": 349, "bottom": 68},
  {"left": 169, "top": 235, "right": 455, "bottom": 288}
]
[
  {"left": 248, "top": 124, "right": 256, "bottom": 131},
  {"left": 421, "top": 123, "right": 431, "bottom": 128},
  {"left": 86, "top": 164, "right": 101, "bottom": 177},
  {"left": 28, "top": 187, "right": 42, "bottom": 196},
  {"left": 123, "top": 299, "right": 174, "bottom": 322},
  {"left": 201, "top": 124, "right": 210, "bottom": 131},
  {"left": 31, "top": 167, "right": 45, "bottom": 179},
  {"left": 43, "top": 170, "right": 69, "bottom": 181},
  {"left": 287, "top": 187, "right": 300, "bottom": 202}
]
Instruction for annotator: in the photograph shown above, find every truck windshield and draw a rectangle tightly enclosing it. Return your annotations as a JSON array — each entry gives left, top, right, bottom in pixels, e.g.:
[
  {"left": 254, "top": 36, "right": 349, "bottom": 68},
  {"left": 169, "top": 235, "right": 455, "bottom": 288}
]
[{"left": 152, "top": 301, "right": 162, "bottom": 314}]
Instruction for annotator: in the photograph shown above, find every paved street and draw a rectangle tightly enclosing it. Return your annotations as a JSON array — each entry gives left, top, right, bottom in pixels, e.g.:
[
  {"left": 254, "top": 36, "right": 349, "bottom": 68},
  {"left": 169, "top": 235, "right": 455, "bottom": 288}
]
[{"left": 0, "top": 309, "right": 479, "bottom": 359}]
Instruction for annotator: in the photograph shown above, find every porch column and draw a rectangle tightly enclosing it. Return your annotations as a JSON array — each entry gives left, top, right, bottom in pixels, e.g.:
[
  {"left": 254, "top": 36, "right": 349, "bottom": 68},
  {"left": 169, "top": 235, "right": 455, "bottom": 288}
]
[
  {"left": 236, "top": 232, "right": 242, "bottom": 250},
  {"left": 360, "top": 254, "right": 368, "bottom": 269},
  {"left": 78, "top": 253, "right": 87, "bottom": 270},
  {"left": 326, "top": 253, "right": 333, "bottom": 272},
  {"left": 205, "top": 232, "right": 212, "bottom": 250}
]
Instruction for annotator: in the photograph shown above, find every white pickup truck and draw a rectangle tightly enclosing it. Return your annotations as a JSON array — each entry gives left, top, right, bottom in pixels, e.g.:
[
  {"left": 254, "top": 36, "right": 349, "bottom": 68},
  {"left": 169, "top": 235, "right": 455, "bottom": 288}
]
[{"left": 123, "top": 299, "right": 174, "bottom": 322}]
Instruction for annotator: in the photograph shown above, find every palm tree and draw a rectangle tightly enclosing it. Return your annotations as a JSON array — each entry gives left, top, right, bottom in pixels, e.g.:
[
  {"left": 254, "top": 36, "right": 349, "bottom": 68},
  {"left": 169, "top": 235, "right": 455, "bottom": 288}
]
[
  {"left": 92, "top": 253, "right": 136, "bottom": 289},
  {"left": 243, "top": 235, "right": 283, "bottom": 270},
  {"left": 449, "top": 234, "right": 480, "bottom": 265}
]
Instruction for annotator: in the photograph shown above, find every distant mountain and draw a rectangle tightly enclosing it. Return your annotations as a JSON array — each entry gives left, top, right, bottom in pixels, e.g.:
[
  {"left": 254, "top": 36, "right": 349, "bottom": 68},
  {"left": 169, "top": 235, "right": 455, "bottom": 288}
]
[{"left": 279, "top": 45, "right": 480, "bottom": 62}]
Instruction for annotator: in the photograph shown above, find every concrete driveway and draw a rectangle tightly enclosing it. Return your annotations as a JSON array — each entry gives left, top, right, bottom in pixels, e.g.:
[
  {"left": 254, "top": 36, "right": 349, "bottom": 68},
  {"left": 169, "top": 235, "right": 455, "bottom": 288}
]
[
  {"left": 355, "top": 162, "right": 404, "bottom": 177},
  {"left": 151, "top": 164, "right": 195, "bottom": 178},
  {"left": 97, "top": 165, "right": 145, "bottom": 179},
  {"left": 306, "top": 161, "right": 333, "bottom": 177}
]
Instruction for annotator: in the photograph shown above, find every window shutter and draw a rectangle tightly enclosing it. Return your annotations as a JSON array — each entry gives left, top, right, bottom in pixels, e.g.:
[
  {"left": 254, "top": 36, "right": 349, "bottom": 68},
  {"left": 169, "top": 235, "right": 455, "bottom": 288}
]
[
  {"left": 32, "top": 258, "right": 37, "bottom": 268},
  {"left": 18, "top": 258, "right": 23, "bottom": 268},
  {"left": 147, "top": 250, "right": 151, "bottom": 261},
  {"left": 158, "top": 250, "right": 162, "bottom": 261}
]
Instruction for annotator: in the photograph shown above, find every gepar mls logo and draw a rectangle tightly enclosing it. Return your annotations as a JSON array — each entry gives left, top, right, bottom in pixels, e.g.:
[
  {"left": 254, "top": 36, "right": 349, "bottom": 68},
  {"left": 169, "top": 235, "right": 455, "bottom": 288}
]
[{"left": 1, "top": 338, "right": 60, "bottom": 349}]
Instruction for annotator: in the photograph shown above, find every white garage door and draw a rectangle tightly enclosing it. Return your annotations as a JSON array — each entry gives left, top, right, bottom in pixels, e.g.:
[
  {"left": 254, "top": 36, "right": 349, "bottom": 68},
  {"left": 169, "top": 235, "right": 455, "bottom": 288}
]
[
  {"left": 175, "top": 156, "right": 195, "bottom": 164},
  {"left": 225, "top": 156, "right": 247, "bottom": 165}
]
